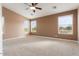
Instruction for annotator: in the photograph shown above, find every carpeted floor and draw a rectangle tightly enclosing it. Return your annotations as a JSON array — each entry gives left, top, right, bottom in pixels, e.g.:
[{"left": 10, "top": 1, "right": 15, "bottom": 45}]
[{"left": 3, "top": 35, "right": 79, "bottom": 56}]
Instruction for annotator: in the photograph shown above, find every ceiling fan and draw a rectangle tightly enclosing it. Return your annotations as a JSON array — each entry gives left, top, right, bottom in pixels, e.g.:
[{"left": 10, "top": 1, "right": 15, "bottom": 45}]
[{"left": 24, "top": 3, "right": 42, "bottom": 13}]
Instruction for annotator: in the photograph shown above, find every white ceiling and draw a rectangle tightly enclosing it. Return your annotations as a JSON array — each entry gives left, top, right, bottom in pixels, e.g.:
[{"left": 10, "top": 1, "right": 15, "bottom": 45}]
[{"left": 2, "top": 3, "right": 79, "bottom": 19}]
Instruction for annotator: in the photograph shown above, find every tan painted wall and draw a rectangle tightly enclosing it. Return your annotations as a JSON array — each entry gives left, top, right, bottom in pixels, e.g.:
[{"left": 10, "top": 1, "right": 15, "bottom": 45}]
[
  {"left": 2, "top": 7, "right": 25, "bottom": 39},
  {"left": 31, "top": 9, "right": 77, "bottom": 40}
]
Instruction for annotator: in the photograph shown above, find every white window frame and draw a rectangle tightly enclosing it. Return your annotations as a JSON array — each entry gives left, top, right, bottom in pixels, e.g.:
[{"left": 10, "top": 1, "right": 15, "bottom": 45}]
[
  {"left": 58, "top": 14, "right": 73, "bottom": 35},
  {"left": 31, "top": 20, "right": 37, "bottom": 32},
  {"left": 23, "top": 20, "right": 30, "bottom": 34}
]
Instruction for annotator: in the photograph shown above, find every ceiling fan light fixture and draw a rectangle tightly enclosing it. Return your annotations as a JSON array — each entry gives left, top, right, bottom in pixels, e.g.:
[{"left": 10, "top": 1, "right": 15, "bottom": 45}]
[{"left": 30, "top": 7, "right": 36, "bottom": 10}]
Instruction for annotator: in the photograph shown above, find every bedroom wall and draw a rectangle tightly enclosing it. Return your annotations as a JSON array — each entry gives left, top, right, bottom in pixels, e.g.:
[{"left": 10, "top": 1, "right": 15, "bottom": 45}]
[
  {"left": 2, "top": 7, "right": 26, "bottom": 39},
  {"left": 31, "top": 9, "right": 77, "bottom": 40}
]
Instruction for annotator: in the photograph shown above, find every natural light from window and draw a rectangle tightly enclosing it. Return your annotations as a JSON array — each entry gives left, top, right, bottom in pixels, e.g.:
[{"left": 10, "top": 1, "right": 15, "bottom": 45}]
[
  {"left": 31, "top": 20, "right": 37, "bottom": 32},
  {"left": 23, "top": 20, "right": 29, "bottom": 33},
  {"left": 58, "top": 14, "right": 73, "bottom": 34}
]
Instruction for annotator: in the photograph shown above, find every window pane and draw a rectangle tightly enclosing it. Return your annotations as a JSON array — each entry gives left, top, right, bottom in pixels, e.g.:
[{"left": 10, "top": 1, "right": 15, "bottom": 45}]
[
  {"left": 31, "top": 20, "right": 37, "bottom": 32},
  {"left": 58, "top": 14, "right": 73, "bottom": 34},
  {"left": 23, "top": 20, "right": 29, "bottom": 33}
]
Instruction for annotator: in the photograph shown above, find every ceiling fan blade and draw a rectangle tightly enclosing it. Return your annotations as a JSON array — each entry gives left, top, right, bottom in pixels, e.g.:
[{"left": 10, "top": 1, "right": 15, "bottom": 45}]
[
  {"left": 32, "top": 3, "right": 38, "bottom": 6},
  {"left": 33, "top": 10, "right": 35, "bottom": 13},
  {"left": 35, "top": 7, "right": 42, "bottom": 10},
  {"left": 32, "top": 3, "right": 35, "bottom": 6},
  {"left": 34, "top": 3, "right": 38, "bottom": 6}
]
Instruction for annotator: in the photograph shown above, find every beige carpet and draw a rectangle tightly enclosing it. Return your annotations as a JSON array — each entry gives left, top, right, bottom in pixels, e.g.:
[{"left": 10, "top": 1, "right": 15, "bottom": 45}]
[{"left": 3, "top": 35, "right": 79, "bottom": 56}]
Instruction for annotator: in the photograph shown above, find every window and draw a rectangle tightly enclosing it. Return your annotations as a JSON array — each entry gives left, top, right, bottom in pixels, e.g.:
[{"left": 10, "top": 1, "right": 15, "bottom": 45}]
[
  {"left": 58, "top": 14, "right": 73, "bottom": 34},
  {"left": 23, "top": 20, "right": 29, "bottom": 33},
  {"left": 31, "top": 20, "right": 37, "bottom": 32}
]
